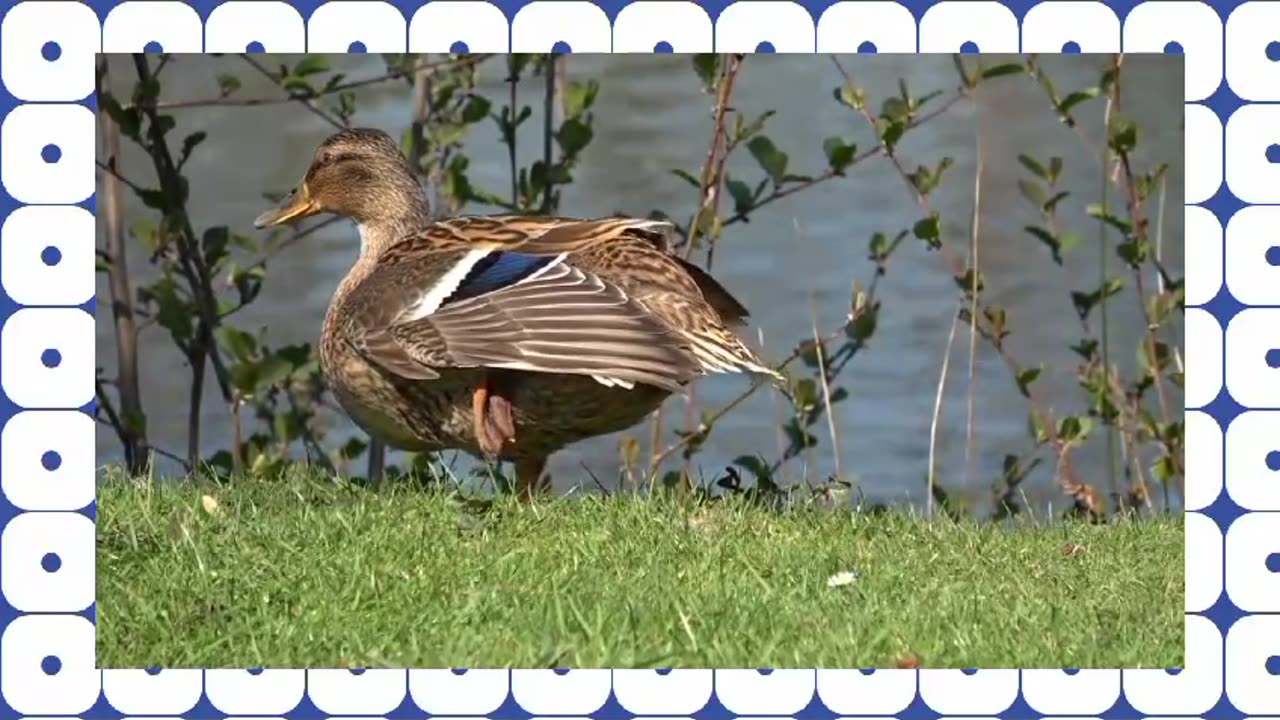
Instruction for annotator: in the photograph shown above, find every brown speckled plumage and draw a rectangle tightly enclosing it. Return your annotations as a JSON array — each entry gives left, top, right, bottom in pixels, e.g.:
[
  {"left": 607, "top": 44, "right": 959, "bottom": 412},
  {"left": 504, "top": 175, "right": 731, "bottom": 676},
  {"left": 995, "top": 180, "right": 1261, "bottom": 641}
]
[{"left": 255, "top": 128, "right": 779, "bottom": 497}]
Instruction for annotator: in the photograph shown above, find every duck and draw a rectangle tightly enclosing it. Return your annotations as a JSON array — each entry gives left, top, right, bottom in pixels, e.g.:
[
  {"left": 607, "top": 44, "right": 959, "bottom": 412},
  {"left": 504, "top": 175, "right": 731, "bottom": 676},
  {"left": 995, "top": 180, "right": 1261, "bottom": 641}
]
[{"left": 254, "top": 127, "right": 780, "bottom": 500}]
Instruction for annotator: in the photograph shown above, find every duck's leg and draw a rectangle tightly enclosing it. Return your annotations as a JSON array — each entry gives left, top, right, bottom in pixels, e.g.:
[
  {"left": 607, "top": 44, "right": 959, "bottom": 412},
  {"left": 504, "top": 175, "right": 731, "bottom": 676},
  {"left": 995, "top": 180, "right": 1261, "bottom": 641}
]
[
  {"left": 514, "top": 455, "right": 548, "bottom": 503},
  {"left": 471, "top": 374, "right": 517, "bottom": 458}
]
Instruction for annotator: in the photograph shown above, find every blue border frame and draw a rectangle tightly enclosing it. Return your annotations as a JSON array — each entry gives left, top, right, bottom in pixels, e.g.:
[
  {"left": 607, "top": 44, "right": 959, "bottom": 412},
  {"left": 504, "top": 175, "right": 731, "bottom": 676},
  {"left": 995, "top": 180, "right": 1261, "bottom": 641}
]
[{"left": 2, "top": 0, "right": 1275, "bottom": 717}]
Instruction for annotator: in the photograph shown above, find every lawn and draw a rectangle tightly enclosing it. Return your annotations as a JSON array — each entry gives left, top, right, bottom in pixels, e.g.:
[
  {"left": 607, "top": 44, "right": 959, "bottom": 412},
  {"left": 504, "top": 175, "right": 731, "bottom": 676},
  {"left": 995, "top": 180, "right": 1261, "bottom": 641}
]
[{"left": 96, "top": 471, "right": 1184, "bottom": 668}]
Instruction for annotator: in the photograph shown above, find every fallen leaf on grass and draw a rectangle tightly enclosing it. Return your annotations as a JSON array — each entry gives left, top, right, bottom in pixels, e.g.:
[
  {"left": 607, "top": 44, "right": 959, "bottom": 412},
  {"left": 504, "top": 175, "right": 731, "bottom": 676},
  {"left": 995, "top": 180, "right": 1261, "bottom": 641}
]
[
  {"left": 1062, "top": 541, "right": 1086, "bottom": 557},
  {"left": 894, "top": 651, "right": 922, "bottom": 668},
  {"left": 200, "top": 494, "right": 221, "bottom": 516},
  {"left": 826, "top": 570, "right": 859, "bottom": 588}
]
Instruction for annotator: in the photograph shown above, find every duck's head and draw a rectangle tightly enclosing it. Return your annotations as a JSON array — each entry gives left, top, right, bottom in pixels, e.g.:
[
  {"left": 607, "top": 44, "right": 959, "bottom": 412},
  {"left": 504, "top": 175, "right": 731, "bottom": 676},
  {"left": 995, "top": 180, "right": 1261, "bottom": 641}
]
[{"left": 254, "top": 127, "right": 426, "bottom": 230}]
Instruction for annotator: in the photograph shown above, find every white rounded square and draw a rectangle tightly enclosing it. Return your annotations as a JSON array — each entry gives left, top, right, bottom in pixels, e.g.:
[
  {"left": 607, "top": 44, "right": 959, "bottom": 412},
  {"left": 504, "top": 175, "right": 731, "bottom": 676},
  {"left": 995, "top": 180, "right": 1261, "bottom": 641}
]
[
  {"left": 511, "top": 669, "right": 612, "bottom": 715},
  {"left": 1225, "top": 411, "right": 1280, "bottom": 510},
  {"left": 1, "top": 512, "right": 94, "bottom": 612},
  {"left": 1184, "top": 308, "right": 1223, "bottom": 409},
  {"left": 919, "top": 669, "right": 1018, "bottom": 715},
  {"left": 1226, "top": 104, "right": 1280, "bottom": 205},
  {"left": 919, "top": 1, "right": 1019, "bottom": 53},
  {"left": 0, "top": 410, "right": 95, "bottom": 511},
  {"left": 0, "top": 615, "right": 99, "bottom": 715},
  {"left": 512, "top": 1, "right": 612, "bottom": 52},
  {"left": 0, "top": 0, "right": 101, "bottom": 101},
  {"left": 614, "top": 1, "right": 713, "bottom": 53},
  {"left": 1122, "top": 615, "right": 1222, "bottom": 714},
  {"left": 307, "top": 669, "right": 406, "bottom": 715},
  {"left": 1, "top": 308, "right": 95, "bottom": 409},
  {"left": 612, "top": 670, "right": 713, "bottom": 715},
  {"left": 1122, "top": 1, "right": 1223, "bottom": 101},
  {"left": 1184, "top": 410, "right": 1223, "bottom": 512},
  {"left": 1185, "top": 511, "right": 1224, "bottom": 613},
  {"left": 1, "top": 205, "right": 95, "bottom": 306},
  {"left": 1225, "top": 206, "right": 1280, "bottom": 306},
  {"left": 1183, "top": 205, "right": 1222, "bottom": 307},
  {"left": 308, "top": 1, "right": 407, "bottom": 52},
  {"left": 1225, "top": 1, "right": 1280, "bottom": 101},
  {"left": 1021, "top": 669, "right": 1119, "bottom": 716},
  {"left": 715, "top": 1, "right": 816, "bottom": 53},
  {"left": 1225, "top": 308, "right": 1280, "bottom": 409},
  {"left": 716, "top": 669, "right": 815, "bottom": 715},
  {"left": 205, "top": 1, "right": 305, "bottom": 53},
  {"left": 816, "top": 669, "right": 916, "bottom": 715},
  {"left": 0, "top": 104, "right": 95, "bottom": 205},
  {"left": 408, "top": 669, "right": 508, "bottom": 715},
  {"left": 1225, "top": 511, "right": 1280, "bottom": 612},
  {"left": 1021, "top": 1, "right": 1120, "bottom": 53},
  {"left": 1225, "top": 613, "right": 1280, "bottom": 713},
  {"left": 103, "top": 669, "right": 203, "bottom": 716},
  {"left": 102, "top": 0, "right": 203, "bottom": 52},
  {"left": 409, "top": 1, "right": 509, "bottom": 52},
  {"left": 205, "top": 669, "right": 306, "bottom": 715},
  {"left": 817, "top": 1, "right": 916, "bottom": 53},
  {"left": 1185, "top": 104, "right": 1223, "bottom": 206}
]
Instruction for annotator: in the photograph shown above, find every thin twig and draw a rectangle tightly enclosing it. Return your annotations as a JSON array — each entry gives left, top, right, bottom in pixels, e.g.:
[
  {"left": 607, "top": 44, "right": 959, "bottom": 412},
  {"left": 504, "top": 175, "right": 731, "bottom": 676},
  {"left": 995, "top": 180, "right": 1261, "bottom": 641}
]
[
  {"left": 239, "top": 54, "right": 345, "bottom": 129},
  {"left": 962, "top": 103, "right": 983, "bottom": 490}
]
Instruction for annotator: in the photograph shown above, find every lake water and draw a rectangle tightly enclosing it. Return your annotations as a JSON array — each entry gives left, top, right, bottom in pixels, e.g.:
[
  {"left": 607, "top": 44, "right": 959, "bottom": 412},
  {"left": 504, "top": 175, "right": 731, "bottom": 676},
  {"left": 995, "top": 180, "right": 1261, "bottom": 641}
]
[{"left": 95, "top": 53, "right": 1185, "bottom": 512}]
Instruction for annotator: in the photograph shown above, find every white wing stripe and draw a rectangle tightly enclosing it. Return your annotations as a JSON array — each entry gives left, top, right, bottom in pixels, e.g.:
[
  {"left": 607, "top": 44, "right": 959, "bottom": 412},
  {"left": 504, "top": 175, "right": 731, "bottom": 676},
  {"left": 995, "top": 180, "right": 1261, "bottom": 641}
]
[{"left": 401, "top": 247, "right": 494, "bottom": 322}]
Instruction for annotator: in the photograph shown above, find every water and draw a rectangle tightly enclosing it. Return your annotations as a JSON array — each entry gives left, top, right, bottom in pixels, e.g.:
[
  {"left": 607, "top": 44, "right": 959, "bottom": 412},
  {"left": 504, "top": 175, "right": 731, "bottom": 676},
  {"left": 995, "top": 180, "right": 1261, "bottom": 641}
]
[{"left": 95, "top": 54, "right": 1185, "bottom": 512}]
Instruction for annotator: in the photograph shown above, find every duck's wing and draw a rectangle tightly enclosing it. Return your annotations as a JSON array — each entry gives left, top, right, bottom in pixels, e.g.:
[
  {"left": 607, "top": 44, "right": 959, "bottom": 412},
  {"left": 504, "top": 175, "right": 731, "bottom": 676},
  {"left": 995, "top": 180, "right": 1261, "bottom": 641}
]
[{"left": 348, "top": 217, "right": 702, "bottom": 391}]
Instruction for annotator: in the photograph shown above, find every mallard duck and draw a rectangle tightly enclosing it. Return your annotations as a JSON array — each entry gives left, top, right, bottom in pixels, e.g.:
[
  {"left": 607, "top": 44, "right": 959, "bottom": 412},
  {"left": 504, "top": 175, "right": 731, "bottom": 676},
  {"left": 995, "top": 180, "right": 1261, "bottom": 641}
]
[{"left": 255, "top": 128, "right": 780, "bottom": 499}]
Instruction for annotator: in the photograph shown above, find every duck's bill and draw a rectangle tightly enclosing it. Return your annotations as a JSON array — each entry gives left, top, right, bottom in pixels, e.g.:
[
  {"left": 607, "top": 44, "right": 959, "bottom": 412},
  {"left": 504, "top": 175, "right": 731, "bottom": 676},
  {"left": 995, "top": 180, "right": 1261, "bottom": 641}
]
[{"left": 253, "top": 185, "right": 316, "bottom": 228}]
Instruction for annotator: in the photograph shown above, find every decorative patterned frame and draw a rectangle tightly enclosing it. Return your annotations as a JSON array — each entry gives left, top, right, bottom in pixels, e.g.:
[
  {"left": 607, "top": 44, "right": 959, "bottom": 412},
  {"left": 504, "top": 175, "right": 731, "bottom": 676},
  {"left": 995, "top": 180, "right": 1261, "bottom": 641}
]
[{"left": 0, "top": 0, "right": 1273, "bottom": 717}]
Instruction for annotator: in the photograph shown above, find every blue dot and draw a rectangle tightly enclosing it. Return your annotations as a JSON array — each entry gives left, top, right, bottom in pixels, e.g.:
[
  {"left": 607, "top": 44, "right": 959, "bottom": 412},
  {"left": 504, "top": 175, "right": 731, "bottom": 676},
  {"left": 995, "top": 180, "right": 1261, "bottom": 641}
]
[
  {"left": 450, "top": 667, "right": 468, "bottom": 675},
  {"left": 1063, "top": 667, "right": 1080, "bottom": 675},
  {"left": 1165, "top": 667, "right": 1183, "bottom": 675},
  {"left": 1267, "top": 349, "right": 1280, "bottom": 368},
  {"left": 960, "top": 41, "right": 979, "bottom": 54},
  {"left": 552, "top": 667, "right": 570, "bottom": 675},
  {"left": 1163, "top": 41, "right": 1183, "bottom": 54},
  {"left": 1267, "top": 247, "right": 1280, "bottom": 266},
  {"left": 1268, "top": 41, "right": 1280, "bottom": 62},
  {"left": 654, "top": 668, "right": 672, "bottom": 676},
  {"left": 1265, "top": 656, "right": 1280, "bottom": 675},
  {"left": 755, "top": 41, "right": 775, "bottom": 53},
  {"left": 41, "top": 349, "right": 61, "bottom": 368},
  {"left": 41, "top": 245, "right": 62, "bottom": 266},
  {"left": 143, "top": 41, "right": 163, "bottom": 53},
  {"left": 41, "top": 655, "right": 61, "bottom": 675},
  {"left": 41, "top": 41, "right": 61, "bottom": 62},
  {"left": 450, "top": 40, "right": 469, "bottom": 54},
  {"left": 247, "top": 667, "right": 263, "bottom": 675},
  {"left": 41, "top": 552, "right": 61, "bottom": 572},
  {"left": 1267, "top": 144, "right": 1280, "bottom": 163},
  {"left": 41, "top": 450, "right": 61, "bottom": 471},
  {"left": 1267, "top": 451, "right": 1280, "bottom": 471},
  {"left": 857, "top": 40, "right": 877, "bottom": 54},
  {"left": 245, "top": 41, "right": 265, "bottom": 53},
  {"left": 145, "top": 666, "right": 162, "bottom": 675},
  {"left": 653, "top": 41, "right": 673, "bottom": 53},
  {"left": 41, "top": 144, "right": 61, "bottom": 163},
  {"left": 1062, "top": 41, "right": 1081, "bottom": 53},
  {"left": 348, "top": 41, "right": 366, "bottom": 53},
  {"left": 551, "top": 41, "right": 571, "bottom": 54},
  {"left": 757, "top": 668, "right": 774, "bottom": 675},
  {"left": 858, "top": 668, "right": 876, "bottom": 675},
  {"left": 1266, "top": 553, "right": 1280, "bottom": 572},
  {"left": 961, "top": 667, "right": 978, "bottom": 675},
  {"left": 349, "top": 667, "right": 366, "bottom": 675}
]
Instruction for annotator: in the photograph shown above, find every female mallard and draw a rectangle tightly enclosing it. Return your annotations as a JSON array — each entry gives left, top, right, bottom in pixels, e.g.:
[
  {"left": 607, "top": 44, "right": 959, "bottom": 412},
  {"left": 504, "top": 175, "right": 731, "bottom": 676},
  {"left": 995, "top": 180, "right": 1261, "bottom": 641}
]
[{"left": 255, "top": 128, "right": 779, "bottom": 499}]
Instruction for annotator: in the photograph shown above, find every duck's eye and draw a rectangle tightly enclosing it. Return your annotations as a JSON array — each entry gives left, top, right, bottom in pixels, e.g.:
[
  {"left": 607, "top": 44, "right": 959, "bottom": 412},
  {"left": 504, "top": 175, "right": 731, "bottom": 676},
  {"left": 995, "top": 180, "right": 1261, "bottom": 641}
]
[{"left": 317, "top": 150, "right": 335, "bottom": 166}]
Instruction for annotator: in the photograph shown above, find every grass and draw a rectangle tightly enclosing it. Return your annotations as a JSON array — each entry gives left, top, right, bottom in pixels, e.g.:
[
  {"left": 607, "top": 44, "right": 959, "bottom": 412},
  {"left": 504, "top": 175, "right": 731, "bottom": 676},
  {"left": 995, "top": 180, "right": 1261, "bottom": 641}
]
[{"left": 97, "top": 470, "right": 1184, "bottom": 668}]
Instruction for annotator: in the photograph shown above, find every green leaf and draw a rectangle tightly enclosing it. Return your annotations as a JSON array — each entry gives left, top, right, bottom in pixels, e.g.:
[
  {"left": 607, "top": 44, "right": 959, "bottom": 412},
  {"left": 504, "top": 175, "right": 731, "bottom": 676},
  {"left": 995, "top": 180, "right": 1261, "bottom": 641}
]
[
  {"left": 1017, "top": 179, "right": 1047, "bottom": 209},
  {"left": 1108, "top": 114, "right": 1138, "bottom": 153},
  {"left": 1058, "top": 87, "right": 1100, "bottom": 114},
  {"left": 460, "top": 95, "right": 491, "bottom": 124},
  {"left": 1085, "top": 203, "right": 1133, "bottom": 235},
  {"left": 216, "top": 74, "right": 242, "bottom": 96},
  {"left": 1057, "top": 415, "right": 1093, "bottom": 443},
  {"left": 669, "top": 168, "right": 700, "bottom": 188},
  {"left": 726, "top": 178, "right": 753, "bottom": 215},
  {"left": 1025, "top": 225, "right": 1065, "bottom": 265},
  {"left": 981, "top": 62, "right": 1025, "bottom": 79},
  {"left": 1048, "top": 156, "right": 1064, "bottom": 184},
  {"left": 833, "top": 84, "right": 865, "bottom": 111},
  {"left": 218, "top": 326, "right": 258, "bottom": 362},
  {"left": 746, "top": 136, "right": 789, "bottom": 185},
  {"left": 1017, "top": 154, "right": 1049, "bottom": 181},
  {"left": 556, "top": 117, "right": 594, "bottom": 157},
  {"left": 692, "top": 54, "right": 721, "bottom": 92},
  {"left": 179, "top": 131, "right": 207, "bottom": 166},
  {"left": 1015, "top": 366, "right": 1042, "bottom": 398},
  {"left": 256, "top": 353, "right": 294, "bottom": 388},
  {"left": 822, "top": 137, "right": 856, "bottom": 173},
  {"left": 562, "top": 79, "right": 599, "bottom": 117},
  {"left": 913, "top": 213, "right": 941, "bottom": 248},
  {"left": 292, "top": 55, "right": 330, "bottom": 77}
]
